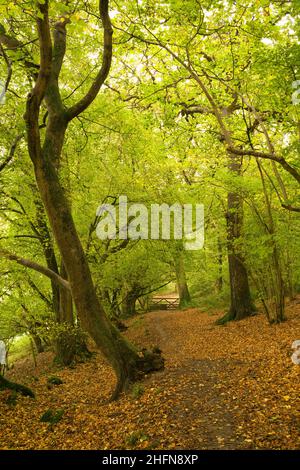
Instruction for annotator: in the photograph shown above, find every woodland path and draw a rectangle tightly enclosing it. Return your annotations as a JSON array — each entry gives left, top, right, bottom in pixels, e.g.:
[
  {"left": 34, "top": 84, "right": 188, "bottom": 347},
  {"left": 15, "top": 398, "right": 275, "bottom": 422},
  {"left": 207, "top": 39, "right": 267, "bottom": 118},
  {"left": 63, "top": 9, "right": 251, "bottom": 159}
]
[
  {"left": 127, "top": 304, "right": 300, "bottom": 450},
  {"left": 139, "top": 309, "right": 243, "bottom": 449}
]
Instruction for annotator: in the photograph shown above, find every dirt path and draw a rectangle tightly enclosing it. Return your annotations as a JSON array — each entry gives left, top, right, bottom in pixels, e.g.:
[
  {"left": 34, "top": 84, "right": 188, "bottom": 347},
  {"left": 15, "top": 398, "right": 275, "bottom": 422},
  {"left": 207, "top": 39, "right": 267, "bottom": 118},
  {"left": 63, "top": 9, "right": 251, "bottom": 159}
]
[
  {"left": 141, "top": 309, "right": 243, "bottom": 449},
  {"left": 127, "top": 305, "right": 300, "bottom": 450}
]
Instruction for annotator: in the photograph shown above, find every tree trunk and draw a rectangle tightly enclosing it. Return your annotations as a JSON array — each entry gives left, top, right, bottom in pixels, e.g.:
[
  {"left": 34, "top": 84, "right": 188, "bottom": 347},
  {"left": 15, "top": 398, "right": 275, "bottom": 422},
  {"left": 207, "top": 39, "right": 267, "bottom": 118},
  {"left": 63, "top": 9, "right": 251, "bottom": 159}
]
[
  {"left": 33, "top": 195, "right": 60, "bottom": 317},
  {"left": 55, "top": 264, "right": 90, "bottom": 366},
  {"left": 31, "top": 333, "right": 44, "bottom": 353},
  {"left": 256, "top": 161, "right": 285, "bottom": 323},
  {"left": 111, "top": 288, "right": 122, "bottom": 317},
  {"left": 269, "top": 247, "right": 285, "bottom": 323},
  {"left": 226, "top": 191, "right": 254, "bottom": 320},
  {"left": 29, "top": 138, "right": 163, "bottom": 396},
  {"left": 174, "top": 253, "right": 191, "bottom": 307},
  {"left": 218, "top": 158, "right": 255, "bottom": 324},
  {"left": 215, "top": 236, "right": 223, "bottom": 293},
  {"left": 58, "top": 261, "right": 73, "bottom": 325},
  {"left": 23, "top": 0, "right": 163, "bottom": 398},
  {"left": 122, "top": 292, "right": 137, "bottom": 316}
]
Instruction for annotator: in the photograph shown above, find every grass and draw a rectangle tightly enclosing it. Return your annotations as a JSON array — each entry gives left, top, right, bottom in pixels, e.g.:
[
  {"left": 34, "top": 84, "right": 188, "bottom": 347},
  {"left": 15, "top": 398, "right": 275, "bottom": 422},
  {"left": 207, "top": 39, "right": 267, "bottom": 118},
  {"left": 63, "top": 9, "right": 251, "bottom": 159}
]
[
  {"left": 129, "top": 316, "right": 145, "bottom": 329},
  {"left": 8, "top": 335, "right": 32, "bottom": 365},
  {"left": 131, "top": 382, "right": 144, "bottom": 399},
  {"left": 191, "top": 291, "right": 230, "bottom": 312}
]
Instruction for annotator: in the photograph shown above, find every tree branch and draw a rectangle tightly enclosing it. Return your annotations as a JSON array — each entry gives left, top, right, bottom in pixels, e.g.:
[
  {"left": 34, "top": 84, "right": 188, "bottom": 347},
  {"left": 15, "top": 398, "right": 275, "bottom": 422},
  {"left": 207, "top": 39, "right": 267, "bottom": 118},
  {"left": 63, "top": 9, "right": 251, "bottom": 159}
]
[
  {"left": 281, "top": 204, "right": 300, "bottom": 213},
  {"left": 66, "top": 0, "right": 113, "bottom": 121},
  {"left": 24, "top": 0, "right": 52, "bottom": 164},
  {"left": 0, "top": 248, "right": 71, "bottom": 291},
  {"left": 227, "top": 146, "right": 300, "bottom": 185},
  {"left": 0, "top": 24, "right": 39, "bottom": 74},
  {"left": 44, "top": 17, "right": 70, "bottom": 114},
  {"left": 0, "top": 133, "right": 23, "bottom": 173},
  {"left": 0, "top": 42, "right": 12, "bottom": 103}
]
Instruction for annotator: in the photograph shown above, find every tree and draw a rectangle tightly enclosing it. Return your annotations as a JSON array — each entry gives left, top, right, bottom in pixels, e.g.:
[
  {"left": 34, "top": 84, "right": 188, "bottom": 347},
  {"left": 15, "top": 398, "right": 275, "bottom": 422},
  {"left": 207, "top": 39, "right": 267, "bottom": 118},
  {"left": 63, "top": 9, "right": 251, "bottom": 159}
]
[
  {"left": 1, "top": 0, "right": 163, "bottom": 399},
  {"left": 112, "top": 0, "right": 300, "bottom": 322}
]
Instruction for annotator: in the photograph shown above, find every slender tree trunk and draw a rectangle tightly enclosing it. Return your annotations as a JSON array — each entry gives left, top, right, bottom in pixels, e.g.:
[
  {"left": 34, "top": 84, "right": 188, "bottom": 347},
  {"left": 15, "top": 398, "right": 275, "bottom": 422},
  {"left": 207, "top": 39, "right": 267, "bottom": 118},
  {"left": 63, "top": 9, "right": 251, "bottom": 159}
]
[
  {"left": 31, "top": 333, "right": 44, "bottom": 353},
  {"left": 33, "top": 195, "right": 60, "bottom": 316},
  {"left": 103, "top": 289, "right": 128, "bottom": 331},
  {"left": 111, "top": 288, "right": 122, "bottom": 316},
  {"left": 215, "top": 236, "right": 223, "bottom": 293},
  {"left": 122, "top": 293, "right": 137, "bottom": 316},
  {"left": 257, "top": 162, "right": 285, "bottom": 323},
  {"left": 174, "top": 253, "right": 191, "bottom": 307},
  {"left": 58, "top": 261, "right": 73, "bottom": 324},
  {"left": 284, "top": 217, "right": 296, "bottom": 300},
  {"left": 54, "top": 261, "right": 86, "bottom": 366},
  {"left": 270, "top": 247, "right": 285, "bottom": 323}
]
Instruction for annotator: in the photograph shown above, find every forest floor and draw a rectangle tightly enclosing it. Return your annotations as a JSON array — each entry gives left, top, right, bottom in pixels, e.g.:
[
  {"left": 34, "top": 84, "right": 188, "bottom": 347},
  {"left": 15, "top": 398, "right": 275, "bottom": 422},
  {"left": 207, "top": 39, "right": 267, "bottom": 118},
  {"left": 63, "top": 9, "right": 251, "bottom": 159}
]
[{"left": 0, "top": 300, "right": 300, "bottom": 450}]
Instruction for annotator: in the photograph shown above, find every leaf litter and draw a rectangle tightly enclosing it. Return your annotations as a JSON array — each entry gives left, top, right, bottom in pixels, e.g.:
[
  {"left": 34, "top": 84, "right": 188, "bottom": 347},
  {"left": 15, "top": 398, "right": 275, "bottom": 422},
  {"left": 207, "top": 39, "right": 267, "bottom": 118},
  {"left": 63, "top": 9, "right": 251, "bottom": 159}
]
[{"left": 0, "top": 299, "right": 299, "bottom": 450}]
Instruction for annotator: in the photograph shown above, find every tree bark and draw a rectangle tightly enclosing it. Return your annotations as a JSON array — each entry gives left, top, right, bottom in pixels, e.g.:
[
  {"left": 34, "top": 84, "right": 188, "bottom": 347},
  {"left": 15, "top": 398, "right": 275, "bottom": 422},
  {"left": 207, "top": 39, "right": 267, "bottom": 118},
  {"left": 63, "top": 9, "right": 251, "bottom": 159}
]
[
  {"left": 215, "top": 236, "right": 223, "bottom": 293},
  {"left": 226, "top": 191, "right": 254, "bottom": 321},
  {"left": 33, "top": 195, "right": 60, "bottom": 317},
  {"left": 256, "top": 161, "right": 285, "bottom": 323},
  {"left": 58, "top": 261, "right": 73, "bottom": 325}
]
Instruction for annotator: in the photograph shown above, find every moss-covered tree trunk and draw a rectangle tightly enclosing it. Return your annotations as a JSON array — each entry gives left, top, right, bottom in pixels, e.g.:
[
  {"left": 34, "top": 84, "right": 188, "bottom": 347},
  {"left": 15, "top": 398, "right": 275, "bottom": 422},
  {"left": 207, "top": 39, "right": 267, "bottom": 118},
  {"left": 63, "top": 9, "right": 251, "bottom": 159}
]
[
  {"left": 215, "top": 236, "right": 223, "bottom": 293},
  {"left": 226, "top": 191, "right": 254, "bottom": 321},
  {"left": 30, "top": 144, "right": 163, "bottom": 395},
  {"left": 23, "top": 0, "right": 163, "bottom": 398},
  {"left": 58, "top": 262, "right": 73, "bottom": 325}
]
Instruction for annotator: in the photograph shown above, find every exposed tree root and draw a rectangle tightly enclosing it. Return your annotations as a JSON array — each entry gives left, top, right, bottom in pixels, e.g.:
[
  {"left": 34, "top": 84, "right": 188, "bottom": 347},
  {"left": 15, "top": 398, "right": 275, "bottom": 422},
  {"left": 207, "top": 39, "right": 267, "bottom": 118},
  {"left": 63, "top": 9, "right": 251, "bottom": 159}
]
[
  {"left": 111, "top": 347, "right": 164, "bottom": 401},
  {"left": 216, "top": 306, "right": 257, "bottom": 325},
  {"left": 0, "top": 374, "right": 35, "bottom": 398}
]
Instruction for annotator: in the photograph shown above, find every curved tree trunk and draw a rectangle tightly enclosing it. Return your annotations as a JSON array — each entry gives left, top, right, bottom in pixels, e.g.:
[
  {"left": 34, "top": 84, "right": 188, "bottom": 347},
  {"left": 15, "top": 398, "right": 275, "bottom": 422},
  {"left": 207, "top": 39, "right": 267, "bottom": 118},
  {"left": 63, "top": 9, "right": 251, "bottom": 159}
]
[
  {"left": 23, "top": 0, "right": 163, "bottom": 398},
  {"left": 29, "top": 136, "right": 163, "bottom": 396}
]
